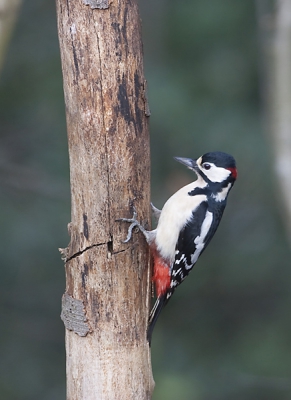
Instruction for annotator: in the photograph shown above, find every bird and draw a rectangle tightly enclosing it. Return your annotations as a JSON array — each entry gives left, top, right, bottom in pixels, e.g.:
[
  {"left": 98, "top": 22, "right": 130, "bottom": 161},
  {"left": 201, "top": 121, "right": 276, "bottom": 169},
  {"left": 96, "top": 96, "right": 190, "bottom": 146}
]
[{"left": 118, "top": 151, "right": 237, "bottom": 343}]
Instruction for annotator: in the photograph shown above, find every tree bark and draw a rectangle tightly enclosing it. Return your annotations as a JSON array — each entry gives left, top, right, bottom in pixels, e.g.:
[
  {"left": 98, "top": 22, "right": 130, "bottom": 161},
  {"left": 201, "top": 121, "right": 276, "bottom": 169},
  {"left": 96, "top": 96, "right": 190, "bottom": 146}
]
[{"left": 56, "top": 0, "right": 154, "bottom": 398}]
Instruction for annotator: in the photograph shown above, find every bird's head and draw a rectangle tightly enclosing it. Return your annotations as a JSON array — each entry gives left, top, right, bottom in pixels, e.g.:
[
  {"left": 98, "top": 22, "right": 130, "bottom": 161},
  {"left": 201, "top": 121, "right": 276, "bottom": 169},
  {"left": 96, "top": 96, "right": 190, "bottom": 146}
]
[{"left": 174, "top": 151, "right": 237, "bottom": 185}]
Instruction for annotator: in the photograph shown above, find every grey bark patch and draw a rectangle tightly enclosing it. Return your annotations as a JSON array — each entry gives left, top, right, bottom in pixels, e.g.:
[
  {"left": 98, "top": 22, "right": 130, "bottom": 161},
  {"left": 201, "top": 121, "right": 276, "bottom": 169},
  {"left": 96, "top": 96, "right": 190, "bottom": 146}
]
[
  {"left": 83, "top": 0, "right": 111, "bottom": 9},
  {"left": 61, "top": 293, "right": 90, "bottom": 336}
]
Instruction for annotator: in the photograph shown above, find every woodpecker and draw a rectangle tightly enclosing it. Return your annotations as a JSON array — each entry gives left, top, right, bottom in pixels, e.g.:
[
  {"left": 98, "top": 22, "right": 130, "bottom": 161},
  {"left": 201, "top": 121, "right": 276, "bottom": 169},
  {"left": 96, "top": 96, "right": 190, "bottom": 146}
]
[{"left": 119, "top": 151, "right": 237, "bottom": 343}]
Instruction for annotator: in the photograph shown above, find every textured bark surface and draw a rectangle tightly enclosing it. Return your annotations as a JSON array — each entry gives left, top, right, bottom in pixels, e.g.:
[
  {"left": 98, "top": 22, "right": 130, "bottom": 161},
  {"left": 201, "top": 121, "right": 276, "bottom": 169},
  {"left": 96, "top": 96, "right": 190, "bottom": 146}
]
[{"left": 56, "top": 0, "right": 153, "bottom": 398}]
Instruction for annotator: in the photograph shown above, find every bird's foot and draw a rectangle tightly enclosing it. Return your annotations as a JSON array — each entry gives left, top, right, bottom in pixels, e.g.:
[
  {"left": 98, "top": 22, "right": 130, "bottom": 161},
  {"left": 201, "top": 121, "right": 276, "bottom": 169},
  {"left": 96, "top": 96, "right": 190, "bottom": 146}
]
[{"left": 117, "top": 207, "right": 148, "bottom": 243}]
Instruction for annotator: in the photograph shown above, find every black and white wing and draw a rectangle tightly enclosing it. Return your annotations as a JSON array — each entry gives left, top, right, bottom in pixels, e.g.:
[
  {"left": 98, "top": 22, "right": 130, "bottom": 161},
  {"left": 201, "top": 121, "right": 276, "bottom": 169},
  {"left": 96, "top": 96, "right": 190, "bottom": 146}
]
[{"left": 167, "top": 200, "right": 224, "bottom": 299}]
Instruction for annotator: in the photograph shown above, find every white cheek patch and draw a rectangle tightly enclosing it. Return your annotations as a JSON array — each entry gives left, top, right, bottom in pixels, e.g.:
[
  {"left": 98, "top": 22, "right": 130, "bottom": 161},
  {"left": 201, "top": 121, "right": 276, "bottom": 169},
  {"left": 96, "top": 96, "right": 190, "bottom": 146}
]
[{"left": 199, "top": 162, "right": 231, "bottom": 183}]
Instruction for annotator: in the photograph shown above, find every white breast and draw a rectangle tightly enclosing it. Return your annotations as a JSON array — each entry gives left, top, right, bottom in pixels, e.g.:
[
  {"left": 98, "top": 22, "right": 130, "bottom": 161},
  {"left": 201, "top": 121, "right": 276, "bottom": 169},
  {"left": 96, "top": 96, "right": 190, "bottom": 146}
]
[{"left": 155, "top": 180, "right": 207, "bottom": 263}]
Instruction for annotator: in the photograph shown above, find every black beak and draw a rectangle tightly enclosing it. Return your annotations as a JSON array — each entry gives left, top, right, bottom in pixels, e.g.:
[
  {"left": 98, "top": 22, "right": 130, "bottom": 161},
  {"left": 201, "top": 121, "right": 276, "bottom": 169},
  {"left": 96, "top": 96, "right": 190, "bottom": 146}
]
[{"left": 174, "top": 157, "right": 198, "bottom": 171}]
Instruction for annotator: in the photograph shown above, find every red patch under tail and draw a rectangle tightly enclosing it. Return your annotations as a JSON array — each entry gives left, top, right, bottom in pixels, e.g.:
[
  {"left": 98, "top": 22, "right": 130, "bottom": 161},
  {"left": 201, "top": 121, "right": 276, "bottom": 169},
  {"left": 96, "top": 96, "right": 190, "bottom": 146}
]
[{"left": 152, "top": 252, "right": 171, "bottom": 297}]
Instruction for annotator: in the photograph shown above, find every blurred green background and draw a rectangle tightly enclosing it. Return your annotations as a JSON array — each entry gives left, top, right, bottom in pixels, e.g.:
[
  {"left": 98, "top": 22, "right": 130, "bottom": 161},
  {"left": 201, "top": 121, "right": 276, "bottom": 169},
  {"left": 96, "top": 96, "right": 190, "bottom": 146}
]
[{"left": 1, "top": 0, "right": 291, "bottom": 399}]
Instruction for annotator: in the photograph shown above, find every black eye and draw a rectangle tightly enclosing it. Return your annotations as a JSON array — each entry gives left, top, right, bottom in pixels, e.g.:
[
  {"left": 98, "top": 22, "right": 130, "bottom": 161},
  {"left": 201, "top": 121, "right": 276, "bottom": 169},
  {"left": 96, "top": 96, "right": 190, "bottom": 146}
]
[{"left": 203, "top": 163, "right": 211, "bottom": 170}]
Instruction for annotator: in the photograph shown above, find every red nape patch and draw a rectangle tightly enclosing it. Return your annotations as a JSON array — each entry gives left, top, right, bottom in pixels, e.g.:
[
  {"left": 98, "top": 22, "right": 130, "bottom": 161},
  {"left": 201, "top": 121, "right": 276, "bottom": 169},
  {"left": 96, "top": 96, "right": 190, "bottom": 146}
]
[
  {"left": 227, "top": 167, "right": 238, "bottom": 179},
  {"left": 152, "top": 256, "right": 171, "bottom": 297}
]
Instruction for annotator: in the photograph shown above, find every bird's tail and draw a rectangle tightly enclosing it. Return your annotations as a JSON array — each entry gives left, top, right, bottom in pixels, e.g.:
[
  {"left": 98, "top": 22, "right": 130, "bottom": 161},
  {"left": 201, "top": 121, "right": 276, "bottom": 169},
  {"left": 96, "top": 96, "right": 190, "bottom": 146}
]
[{"left": 147, "top": 294, "right": 168, "bottom": 344}]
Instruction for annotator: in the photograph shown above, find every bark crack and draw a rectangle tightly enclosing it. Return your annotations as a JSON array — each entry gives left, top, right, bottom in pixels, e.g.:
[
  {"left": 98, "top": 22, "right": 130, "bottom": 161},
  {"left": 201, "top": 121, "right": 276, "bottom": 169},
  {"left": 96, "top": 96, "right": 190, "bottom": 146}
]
[
  {"left": 60, "top": 241, "right": 107, "bottom": 263},
  {"left": 60, "top": 240, "right": 132, "bottom": 262}
]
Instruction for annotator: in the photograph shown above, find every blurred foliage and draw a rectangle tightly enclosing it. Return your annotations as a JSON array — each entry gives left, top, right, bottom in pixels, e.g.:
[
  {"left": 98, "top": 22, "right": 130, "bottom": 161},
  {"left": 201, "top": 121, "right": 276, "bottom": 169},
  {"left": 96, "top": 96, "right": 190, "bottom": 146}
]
[{"left": 0, "top": 0, "right": 290, "bottom": 399}]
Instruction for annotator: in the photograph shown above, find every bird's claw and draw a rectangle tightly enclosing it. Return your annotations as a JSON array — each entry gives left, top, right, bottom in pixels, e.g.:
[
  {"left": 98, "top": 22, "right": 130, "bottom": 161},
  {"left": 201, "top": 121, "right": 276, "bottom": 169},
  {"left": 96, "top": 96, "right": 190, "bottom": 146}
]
[
  {"left": 117, "top": 206, "right": 142, "bottom": 243},
  {"left": 121, "top": 221, "right": 139, "bottom": 243}
]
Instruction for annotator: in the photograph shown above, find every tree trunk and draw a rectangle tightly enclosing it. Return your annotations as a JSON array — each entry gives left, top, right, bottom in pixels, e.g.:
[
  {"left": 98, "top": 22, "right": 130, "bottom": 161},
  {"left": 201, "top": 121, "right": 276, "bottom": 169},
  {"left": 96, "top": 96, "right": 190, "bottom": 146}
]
[
  {"left": 272, "top": 0, "right": 291, "bottom": 244},
  {"left": 257, "top": 0, "right": 291, "bottom": 245},
  {"left": 0, "top": 0, "right": 22, "bottom": 74},
  {"left": 256, "top": 0, "right": 291, "bottom": 244},
  {"left": 56, "top": 0, "right": 154, "bottom": 398}
]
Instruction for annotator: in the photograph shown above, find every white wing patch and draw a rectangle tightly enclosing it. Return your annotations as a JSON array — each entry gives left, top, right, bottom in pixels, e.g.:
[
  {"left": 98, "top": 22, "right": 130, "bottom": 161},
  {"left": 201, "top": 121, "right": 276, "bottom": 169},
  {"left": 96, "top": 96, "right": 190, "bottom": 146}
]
[{"left": 191, "top": 210, "right": 213, "bottom": 265}]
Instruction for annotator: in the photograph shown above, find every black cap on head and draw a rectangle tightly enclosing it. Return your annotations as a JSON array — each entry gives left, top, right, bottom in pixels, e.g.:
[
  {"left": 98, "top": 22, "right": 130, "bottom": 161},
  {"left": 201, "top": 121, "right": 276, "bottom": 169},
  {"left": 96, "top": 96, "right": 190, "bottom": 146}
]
[{"left": 201, "top": 151, "right": 236, "bottom": 169}]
